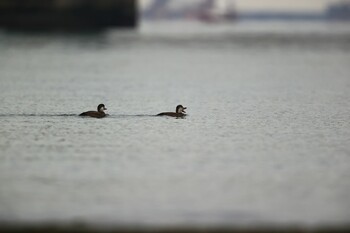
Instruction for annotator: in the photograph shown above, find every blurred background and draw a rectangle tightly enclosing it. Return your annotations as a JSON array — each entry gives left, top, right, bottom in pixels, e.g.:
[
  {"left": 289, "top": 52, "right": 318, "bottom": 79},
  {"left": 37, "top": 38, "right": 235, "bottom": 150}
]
[
  {"left": 140, "top": 0, "right": 350, "bottom": 22},
  {"left": 0, "top": 1, "right": 350, "bottom": 233}
]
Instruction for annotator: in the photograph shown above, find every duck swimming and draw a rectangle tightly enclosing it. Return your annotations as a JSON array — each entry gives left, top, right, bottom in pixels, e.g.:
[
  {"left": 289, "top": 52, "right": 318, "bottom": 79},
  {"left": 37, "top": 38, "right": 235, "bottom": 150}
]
[
  {"left": 79, "top": 104, "right": 107, "bottom": 118},
  {"left": 157, "top": 105, "right": 187, "bottom": 117}
]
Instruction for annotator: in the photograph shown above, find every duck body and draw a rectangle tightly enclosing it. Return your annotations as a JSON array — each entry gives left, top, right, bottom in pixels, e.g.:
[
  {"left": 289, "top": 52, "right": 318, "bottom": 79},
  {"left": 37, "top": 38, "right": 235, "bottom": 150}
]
[
  {"left": 157, "top": 105, "right": 187, "bottom": 118},
  {"left": 79, "top": 104, "right": 107, "bottom": 118},
  {"left": 79, "top": 111, "right": 106, "bottom": 118},
  {"left": 157, "top": 112, "right": 185, "bottom": 117}
]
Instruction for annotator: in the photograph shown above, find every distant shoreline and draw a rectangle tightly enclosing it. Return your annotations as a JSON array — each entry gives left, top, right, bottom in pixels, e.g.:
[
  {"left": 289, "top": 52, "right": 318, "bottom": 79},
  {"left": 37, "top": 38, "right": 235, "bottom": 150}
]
[{"left": 237, "top": 11, "right": 325, "bottom": 21}]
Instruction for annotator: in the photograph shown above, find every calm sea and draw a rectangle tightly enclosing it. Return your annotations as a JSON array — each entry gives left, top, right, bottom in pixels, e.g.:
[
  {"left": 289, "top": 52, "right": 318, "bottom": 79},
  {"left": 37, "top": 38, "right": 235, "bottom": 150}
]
[{"left": 0, "top": 21, "right": 350, "bottom": 229}]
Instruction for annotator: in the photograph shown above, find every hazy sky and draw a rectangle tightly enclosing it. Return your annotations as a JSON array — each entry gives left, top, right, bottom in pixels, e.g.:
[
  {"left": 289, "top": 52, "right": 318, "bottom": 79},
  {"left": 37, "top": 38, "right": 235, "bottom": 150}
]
[{"left": 140, "top": 0, "right": 342, "bottom": 12}]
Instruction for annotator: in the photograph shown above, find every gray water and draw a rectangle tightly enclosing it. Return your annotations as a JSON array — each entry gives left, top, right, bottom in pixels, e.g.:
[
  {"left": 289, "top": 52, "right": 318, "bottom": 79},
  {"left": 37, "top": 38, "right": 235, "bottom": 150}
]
[{"left": 0, "top": 21, "right": 350, "bottom": 228}]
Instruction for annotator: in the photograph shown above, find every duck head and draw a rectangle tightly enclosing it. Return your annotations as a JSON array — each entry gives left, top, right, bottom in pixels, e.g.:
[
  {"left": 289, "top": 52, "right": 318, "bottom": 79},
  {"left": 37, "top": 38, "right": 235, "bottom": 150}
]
[
  {"left": 176, "top": 105, "right": 187, "bottom": 114},
  {"left": 97, "top": 104, "right": 107, "bottom": 113}
]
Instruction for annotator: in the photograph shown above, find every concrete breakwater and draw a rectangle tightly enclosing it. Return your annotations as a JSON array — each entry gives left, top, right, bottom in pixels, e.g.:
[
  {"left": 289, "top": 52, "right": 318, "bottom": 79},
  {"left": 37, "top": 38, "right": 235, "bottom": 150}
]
[{"left": 0, "top": 0, "right": 137, "bottom": 30}]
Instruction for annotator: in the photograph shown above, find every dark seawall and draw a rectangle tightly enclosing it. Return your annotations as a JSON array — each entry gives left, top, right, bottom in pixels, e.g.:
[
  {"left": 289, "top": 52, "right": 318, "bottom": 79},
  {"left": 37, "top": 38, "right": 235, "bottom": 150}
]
[{"left": 0, "top": 0, "right": 137, "bottom": 30}]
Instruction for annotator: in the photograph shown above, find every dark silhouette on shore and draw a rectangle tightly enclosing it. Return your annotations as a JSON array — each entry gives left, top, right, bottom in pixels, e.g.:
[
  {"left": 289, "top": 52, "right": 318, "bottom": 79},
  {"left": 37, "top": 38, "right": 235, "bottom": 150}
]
[{"left": 0, "top": 0, "right": 137, "bottom": 30}]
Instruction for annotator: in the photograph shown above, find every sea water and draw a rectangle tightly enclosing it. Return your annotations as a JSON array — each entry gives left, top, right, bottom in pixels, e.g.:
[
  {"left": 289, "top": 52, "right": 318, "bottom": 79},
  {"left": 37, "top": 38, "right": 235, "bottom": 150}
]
[{"left": 0, "top": 21, "right": 350, "bottom": 228}]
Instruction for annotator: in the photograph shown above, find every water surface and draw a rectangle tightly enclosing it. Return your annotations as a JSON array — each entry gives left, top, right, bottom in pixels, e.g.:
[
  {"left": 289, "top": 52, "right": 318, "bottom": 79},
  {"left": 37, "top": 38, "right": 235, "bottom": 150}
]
[{"left": 0, "top": 21, "right": 350, "bottom": 228}]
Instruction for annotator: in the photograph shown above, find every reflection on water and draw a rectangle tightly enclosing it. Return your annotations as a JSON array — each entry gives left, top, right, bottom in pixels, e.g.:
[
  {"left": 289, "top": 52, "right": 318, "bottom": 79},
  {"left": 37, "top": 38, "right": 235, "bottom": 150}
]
[{"left": 0, "top": 22, "right": 350, "bottom": 230}]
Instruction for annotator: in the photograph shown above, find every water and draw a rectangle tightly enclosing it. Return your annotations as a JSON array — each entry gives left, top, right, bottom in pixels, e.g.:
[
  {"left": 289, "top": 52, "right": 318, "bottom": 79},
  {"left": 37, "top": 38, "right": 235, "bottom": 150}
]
[{"left": 0, "top": 21, "right": 350, "bottom": 229}]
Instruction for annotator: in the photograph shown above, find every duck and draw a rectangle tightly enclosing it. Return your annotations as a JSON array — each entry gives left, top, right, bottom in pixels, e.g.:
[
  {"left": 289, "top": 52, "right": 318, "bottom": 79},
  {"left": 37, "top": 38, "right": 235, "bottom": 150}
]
[
  {"left": 79, "top": 104, "right": 107, "bottom": 118},
  {"left": 157, "top": 105, "right": 187, "bottom": 117}
]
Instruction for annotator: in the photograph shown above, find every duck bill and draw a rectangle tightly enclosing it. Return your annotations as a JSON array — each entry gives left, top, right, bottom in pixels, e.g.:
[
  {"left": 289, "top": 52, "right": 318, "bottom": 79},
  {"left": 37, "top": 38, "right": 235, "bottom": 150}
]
[
  {"left": 104, "top": 107, "right": 107, "bottom": 110},
  {"left": 182, "top": 107, "right": 187, "bottom": 113}
]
